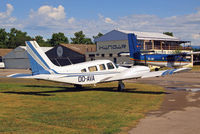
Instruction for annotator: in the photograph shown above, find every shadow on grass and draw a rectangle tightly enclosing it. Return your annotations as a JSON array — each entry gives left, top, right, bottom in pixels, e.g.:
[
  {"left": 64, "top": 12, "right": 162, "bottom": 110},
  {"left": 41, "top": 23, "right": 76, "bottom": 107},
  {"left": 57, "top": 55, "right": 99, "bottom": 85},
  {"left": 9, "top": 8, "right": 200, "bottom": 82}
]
[{"left": 2, "top": 85, "right": 170, "bottom": 96}]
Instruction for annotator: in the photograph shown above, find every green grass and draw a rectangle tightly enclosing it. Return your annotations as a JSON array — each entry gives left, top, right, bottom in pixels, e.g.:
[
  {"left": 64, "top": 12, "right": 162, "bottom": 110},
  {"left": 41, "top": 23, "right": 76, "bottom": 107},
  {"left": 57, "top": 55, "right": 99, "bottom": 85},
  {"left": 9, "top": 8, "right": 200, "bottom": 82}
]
[{"left": 0, "top": 78, "right": 165, "bottom": 134}]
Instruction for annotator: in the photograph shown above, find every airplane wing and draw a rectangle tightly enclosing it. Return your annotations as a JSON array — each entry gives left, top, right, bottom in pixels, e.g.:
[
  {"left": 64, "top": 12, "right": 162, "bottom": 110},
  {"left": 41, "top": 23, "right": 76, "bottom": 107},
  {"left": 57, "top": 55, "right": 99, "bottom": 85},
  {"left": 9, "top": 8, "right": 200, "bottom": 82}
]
[
  {"left": 141, "top": 67, "right": 191, "bottom": 78},
  {"left": 186, "top": 51, "right": 200, "bottom": 55},
  {"left": 100, "top": 67, "right": 191, "bottom": 82}
]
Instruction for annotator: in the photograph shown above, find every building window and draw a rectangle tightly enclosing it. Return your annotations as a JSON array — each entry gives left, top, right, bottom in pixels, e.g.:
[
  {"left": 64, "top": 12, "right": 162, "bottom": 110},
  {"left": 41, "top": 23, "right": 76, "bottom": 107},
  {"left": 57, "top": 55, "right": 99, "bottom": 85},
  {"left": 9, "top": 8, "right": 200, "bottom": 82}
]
[
  {"left": 89, "top": 54, "right": 95, "bottom": 57},
  {"left": 109, "top": 54, "right": 113, "bottom": 57},
  {"left": 101, "top": 54, "right": 105, "bottom": 57}
]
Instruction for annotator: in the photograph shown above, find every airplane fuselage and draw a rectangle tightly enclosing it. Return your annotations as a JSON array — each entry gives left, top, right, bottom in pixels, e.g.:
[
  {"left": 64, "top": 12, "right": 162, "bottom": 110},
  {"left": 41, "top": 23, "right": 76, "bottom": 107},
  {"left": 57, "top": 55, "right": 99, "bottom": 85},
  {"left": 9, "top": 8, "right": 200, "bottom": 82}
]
[
  {"left": 35, "top": 60, "right": 150, "bottom": 85},
  {"left": 130, "top": 54, "right": 190, "bottom": 67}
]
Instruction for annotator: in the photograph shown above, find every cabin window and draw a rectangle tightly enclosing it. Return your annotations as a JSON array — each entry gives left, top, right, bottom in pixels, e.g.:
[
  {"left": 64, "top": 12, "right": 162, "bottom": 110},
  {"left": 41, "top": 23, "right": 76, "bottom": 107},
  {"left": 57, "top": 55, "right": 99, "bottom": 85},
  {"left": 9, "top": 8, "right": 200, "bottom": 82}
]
[
  {"left": 162, "top": 57, "right": 165, "bottom": 60},
  {"left": 99, "top": 64, "right": 106, "bottom": 70},
  {"left": 107, "top": 62, "right": 115, "bottom": 69},
  {"left": 81, "top": 68, "right": 87, "bottom": 72},
  {"left": 88, "top": 66, "right": 98, "bottom": 72}
]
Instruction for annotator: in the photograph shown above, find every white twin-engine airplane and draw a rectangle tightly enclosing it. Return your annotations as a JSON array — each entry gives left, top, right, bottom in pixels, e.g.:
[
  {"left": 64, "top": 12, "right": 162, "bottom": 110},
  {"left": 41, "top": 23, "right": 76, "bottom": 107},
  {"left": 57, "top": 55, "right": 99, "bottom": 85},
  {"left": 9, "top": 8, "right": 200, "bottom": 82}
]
[{"left": 9, "top": 41, "right": 191, "bottom": 91}]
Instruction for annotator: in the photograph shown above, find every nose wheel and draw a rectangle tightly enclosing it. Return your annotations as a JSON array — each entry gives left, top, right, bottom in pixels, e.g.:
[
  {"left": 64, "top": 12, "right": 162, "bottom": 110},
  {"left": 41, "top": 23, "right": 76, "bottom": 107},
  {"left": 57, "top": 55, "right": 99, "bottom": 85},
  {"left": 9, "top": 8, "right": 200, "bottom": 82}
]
[{"left": 118, "top": 81, "right": 125, "bottom": 91}]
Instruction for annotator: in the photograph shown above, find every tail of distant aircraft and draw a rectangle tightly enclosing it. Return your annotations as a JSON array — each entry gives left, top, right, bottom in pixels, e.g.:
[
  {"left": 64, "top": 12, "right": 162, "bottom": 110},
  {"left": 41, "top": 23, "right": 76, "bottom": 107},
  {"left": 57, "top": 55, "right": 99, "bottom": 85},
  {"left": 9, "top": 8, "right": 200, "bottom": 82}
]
[
  {"left": 128, "top": 34, "right": 141, "bottom": 61},
  {"left": 26, "top": 41, "right": 57, "bottom": 75}
]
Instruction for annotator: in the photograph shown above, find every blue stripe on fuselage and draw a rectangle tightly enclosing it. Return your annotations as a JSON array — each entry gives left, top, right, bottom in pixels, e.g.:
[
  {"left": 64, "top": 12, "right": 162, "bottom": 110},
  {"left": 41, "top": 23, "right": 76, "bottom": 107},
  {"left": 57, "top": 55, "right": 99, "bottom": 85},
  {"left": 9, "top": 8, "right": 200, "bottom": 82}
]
[
  {"left": 27, "top": 53, "right": 51, "bottom": 75},
  {"left": 133, "top": 54, "right": 189, "bottom": 63}
]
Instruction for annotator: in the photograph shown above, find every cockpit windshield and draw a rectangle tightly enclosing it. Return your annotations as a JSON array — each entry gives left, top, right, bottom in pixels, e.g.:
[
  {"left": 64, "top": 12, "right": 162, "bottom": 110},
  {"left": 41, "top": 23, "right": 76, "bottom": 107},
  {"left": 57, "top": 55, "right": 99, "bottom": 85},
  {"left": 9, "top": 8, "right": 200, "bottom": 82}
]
[{"left": 107, "top": 62, "right": 115, "bottom": 69}]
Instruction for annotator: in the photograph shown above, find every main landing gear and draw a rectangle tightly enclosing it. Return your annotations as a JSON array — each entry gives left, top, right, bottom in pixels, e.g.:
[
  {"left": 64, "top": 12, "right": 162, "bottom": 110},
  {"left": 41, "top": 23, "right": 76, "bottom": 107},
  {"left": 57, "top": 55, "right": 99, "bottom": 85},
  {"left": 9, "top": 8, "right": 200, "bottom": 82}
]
[
  {"left": 155, "top": 68, "right": 160, "bottom": 71},
  {"left": 118, "top": 80, "right": 125, "bottom": 92},
  {"left": 74, "top": 84, "right": 82, "bottom": 89}
]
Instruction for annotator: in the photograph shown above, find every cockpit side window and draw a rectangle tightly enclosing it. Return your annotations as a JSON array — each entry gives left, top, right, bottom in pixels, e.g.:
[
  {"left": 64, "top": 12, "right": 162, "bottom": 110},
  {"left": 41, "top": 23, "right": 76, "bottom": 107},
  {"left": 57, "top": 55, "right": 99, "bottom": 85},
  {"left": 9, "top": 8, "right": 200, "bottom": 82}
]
[
  {"left": 99, "top": 64, "right": 106, "bottom": 70},
  {"left": 81, "top": 68, "right": 87, "bottom": 72},
  {"left": 88, "top": 66, "right": 98, "bottom": 72},
  {"left": 107, "top": 62, "right": 115, "bottom": 69}
]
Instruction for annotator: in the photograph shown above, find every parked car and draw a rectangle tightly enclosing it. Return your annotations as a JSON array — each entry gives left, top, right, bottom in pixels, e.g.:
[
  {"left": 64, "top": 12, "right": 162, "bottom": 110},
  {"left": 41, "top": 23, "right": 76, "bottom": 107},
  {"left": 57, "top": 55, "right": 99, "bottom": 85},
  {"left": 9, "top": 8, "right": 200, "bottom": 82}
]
[
  {"left": 0, "top": 62, "right": 5, "bottom": 69},
  {"left": 0, "top": 57, "right": 5, "bottom": 69}
]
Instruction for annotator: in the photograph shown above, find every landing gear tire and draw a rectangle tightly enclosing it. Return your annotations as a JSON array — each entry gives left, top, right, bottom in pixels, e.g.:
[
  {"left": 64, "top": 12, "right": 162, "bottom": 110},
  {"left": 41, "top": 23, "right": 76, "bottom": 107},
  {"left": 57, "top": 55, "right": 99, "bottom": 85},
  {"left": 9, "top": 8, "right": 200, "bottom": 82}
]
[
  {"left": 74, "top": 84, "right": 82, "bottom": 89},
  {"left": 118, "top": 81, "right": 125, "bottom": 92},
  {"left": 155, "top": 68, "right": 159, "bottom": 71}
]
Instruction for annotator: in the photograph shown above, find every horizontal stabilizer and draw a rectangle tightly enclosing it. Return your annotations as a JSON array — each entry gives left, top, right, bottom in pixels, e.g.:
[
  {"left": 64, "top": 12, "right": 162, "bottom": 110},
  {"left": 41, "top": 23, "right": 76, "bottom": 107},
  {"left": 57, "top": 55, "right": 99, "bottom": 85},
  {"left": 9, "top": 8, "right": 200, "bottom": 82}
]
[{"left": 8, "top": 73, "right": 34, "bottom": 78}]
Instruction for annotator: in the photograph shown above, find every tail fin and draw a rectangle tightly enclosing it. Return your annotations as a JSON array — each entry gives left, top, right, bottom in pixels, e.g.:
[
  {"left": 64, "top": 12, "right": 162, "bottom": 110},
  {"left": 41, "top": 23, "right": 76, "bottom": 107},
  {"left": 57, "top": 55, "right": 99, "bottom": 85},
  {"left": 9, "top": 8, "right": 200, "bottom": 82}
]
[
  {"left": 25, "top": 41, "right": 56, "bottom": 75},
  {"left": 128, "top": 33, "right": 141, "bottom": 61}
]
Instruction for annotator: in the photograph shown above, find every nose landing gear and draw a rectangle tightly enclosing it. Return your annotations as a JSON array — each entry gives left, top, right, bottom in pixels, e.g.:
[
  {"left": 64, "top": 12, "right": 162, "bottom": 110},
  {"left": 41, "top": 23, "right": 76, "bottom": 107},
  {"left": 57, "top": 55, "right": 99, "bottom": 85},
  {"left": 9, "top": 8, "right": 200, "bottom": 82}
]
[{"left": 118, "top": 80, "right": 125, "bottom": 92}]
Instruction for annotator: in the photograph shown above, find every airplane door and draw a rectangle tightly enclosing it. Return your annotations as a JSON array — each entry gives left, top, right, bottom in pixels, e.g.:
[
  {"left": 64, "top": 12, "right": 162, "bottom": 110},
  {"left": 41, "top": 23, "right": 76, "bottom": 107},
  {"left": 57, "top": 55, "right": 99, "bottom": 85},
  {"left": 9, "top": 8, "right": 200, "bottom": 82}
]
[
  {"left": 144, "top": 55, "right": 147, "bottom": 65},
  {"left": 167, "top": 55, "right": 175, "bottom": 67},
  {"left": 114, "top": 58, "right": 117, "bottom": 64}
]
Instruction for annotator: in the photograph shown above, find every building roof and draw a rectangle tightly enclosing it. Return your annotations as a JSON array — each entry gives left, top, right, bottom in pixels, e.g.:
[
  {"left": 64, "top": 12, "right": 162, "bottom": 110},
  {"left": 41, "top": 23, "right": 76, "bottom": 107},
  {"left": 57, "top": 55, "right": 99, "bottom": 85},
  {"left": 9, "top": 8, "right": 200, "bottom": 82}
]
[
  {"left": 19, "top": 46, "right": 53, "bottom": 52},
  {"left": 118, "top": 29, "right": 180, "bottom": 41},
  {"left": 0, "top": 49, "right": 13, "bottom": 57},
  {"left": 94, "top": 29, "right": 181, "bottom": 42},
  {"left": 60, "top": 44, "right": 96, "bottom": 54},
  {"left": 3, "top": 46, "right": 53, "bottom": 58}
]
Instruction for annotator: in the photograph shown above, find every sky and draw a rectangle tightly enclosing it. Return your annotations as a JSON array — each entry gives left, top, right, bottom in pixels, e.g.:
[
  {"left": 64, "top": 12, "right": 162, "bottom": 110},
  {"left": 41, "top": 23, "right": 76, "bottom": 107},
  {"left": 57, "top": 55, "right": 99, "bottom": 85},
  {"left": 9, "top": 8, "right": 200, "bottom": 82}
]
[{"left": 0, "top": 0, "right": 200, "bottom": 45}]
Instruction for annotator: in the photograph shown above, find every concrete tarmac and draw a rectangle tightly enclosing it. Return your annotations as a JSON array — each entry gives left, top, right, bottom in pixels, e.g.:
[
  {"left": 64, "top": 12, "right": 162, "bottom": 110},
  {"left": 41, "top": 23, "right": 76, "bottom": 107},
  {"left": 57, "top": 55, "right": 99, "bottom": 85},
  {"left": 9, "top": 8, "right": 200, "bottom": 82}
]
[
  {"left": 128, "top": 71, "right": 200, "bottom": 134},
  {"left": 0, "top": 69, "right": 31, "bottom": 77}
]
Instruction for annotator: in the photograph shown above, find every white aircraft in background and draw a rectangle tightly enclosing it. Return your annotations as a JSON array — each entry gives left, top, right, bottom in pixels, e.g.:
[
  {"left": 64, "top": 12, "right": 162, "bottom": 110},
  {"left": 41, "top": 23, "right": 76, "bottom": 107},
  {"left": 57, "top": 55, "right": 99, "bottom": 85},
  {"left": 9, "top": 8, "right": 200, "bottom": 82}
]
[{"left": 8, "top": 41, "right": 191, "bottom": 91}]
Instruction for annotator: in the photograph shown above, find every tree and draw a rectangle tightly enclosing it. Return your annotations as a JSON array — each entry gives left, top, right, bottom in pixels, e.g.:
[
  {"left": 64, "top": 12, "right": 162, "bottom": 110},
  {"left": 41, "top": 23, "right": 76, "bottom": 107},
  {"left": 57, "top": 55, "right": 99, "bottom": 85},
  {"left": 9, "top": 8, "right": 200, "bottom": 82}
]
[
  {"left": 0, "top": 28, "right": 8, "bottom": 48},
  {"left": 35, "top": 35, "right": 44, "bottom": 43},
  {"left": 83, "top": 38, "right": 93, "bottom": 44},
  {"left": 93, "top": 32, "right": 103, "bottom": 40},
  {"left": 35, "top": 36, "right": 51, "bottom": 47},
  {"left": 71, "top": 31, "right": 94, "bottom": 44},
  {"left": 7, "top": 28, "right": 32, "bottom": 48},
  {"left": 49, "top": 32, "right": 69, "bottom": 46},
  {"left": 163, "top": 32, "right": 173, "bottom": 37}
]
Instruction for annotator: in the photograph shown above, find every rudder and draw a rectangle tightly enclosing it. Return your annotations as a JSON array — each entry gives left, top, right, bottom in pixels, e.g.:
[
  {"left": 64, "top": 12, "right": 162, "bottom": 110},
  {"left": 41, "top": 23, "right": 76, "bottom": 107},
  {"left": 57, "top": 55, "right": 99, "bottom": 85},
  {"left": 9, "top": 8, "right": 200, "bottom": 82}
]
[
  {"left": 26, "top": 41, "right": 56, "bottom": 75},
  {"left": 128, "top": 33, "right": 141, "bottom": 61}
]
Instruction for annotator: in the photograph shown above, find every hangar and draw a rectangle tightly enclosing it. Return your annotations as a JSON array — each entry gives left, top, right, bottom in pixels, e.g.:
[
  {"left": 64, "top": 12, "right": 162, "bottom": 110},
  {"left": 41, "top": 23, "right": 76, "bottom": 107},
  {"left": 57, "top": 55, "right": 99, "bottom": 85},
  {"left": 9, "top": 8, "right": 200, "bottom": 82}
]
[
  {"left": 3, "top": 46, "right": 52, "bottom": 69},
  {"left": 3, "top": 44, "right": 96, "bottom": 69},
  {"left": 89, "top": 29, "right": 192, "bottom": 66},
  {"left": 46, "top": 44, "right": 96, "bottom": 66}
]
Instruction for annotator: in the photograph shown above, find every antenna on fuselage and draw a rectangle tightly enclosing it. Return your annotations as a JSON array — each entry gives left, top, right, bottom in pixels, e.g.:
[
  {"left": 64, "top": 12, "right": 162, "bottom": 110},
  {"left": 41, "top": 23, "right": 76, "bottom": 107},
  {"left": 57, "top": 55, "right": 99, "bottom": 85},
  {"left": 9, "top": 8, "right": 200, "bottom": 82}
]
[
  {"left": 54, "top": 58, "right": 61, "bottom": 66},
  {"left": 67, "top": 57, "right": 73, "bottom": 65}
]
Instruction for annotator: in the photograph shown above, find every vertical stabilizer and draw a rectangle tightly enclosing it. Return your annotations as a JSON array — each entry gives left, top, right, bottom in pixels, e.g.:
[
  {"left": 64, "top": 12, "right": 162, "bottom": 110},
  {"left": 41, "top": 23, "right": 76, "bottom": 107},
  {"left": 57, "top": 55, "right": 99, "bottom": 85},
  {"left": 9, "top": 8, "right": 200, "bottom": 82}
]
[
  {"left": 26, "top": 41, "right": 56, "bottom": 75},
  {"left": 128, "top": 33, "right": 141, "bottom": 61}
]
